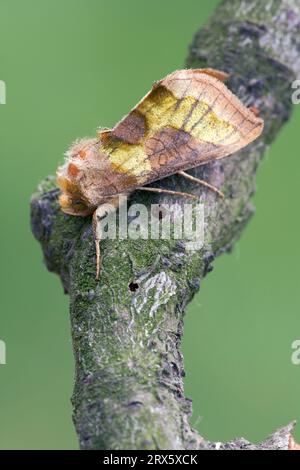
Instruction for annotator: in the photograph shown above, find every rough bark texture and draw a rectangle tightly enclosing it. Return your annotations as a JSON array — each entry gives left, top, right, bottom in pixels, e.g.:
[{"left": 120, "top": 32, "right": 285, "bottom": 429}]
[{"left": 31, "top": 0, "right": 300, "bottom": 450}]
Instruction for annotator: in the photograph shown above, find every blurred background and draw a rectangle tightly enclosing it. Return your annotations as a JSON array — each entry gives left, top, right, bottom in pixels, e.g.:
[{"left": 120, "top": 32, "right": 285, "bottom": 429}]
[{"left": 0, "top": 0, "right": 299, "bottom": 449}]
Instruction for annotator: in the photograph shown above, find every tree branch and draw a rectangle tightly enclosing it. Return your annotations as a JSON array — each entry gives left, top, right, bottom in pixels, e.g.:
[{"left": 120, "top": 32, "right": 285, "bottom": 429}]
[{"left": 31, "top": 0, "right": 300, "bottom": 450}]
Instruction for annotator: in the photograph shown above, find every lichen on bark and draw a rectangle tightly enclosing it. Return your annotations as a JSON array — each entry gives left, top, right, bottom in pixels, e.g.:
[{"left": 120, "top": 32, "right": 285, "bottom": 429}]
[{"left": 31, "top": 0, "right": 300, "bottom": 450}]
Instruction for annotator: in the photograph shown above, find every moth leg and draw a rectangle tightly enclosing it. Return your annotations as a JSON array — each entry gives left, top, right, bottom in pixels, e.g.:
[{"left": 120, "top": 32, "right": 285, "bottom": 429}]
[
  {"left": 92, "top": 206, "right": 107, "bottom": 281},
  {"left": 137, "top": 187, "right": 198, "bottom": 200},
  {"left": 178, "top": 171, "right": 224, "bottom": 198},
  {"left": 92, "top": 210, "right": 101, "bottom": 281},
  {"left": 92, "top": 198, "right": 122, "bottom": 280}
]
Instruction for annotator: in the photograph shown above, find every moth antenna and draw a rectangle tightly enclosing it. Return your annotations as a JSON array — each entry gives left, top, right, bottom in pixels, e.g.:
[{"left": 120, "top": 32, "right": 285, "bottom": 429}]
[{"left": 178, "top": 171, "right": 225, "bottom": 198}]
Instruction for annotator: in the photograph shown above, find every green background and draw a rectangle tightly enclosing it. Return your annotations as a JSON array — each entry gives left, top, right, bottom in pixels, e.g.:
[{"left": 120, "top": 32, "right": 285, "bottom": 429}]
[{"left": 0, "top": 0, "right": 299, "bottom": 449}]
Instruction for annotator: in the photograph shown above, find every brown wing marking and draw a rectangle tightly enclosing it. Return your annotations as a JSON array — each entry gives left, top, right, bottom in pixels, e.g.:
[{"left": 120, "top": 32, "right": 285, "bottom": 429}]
[
  {"left": 145, "top": 127, "right": 218, "bottom": 176},
  {"left": 100, "top": 109, "right": 146, "bottom": 145}
]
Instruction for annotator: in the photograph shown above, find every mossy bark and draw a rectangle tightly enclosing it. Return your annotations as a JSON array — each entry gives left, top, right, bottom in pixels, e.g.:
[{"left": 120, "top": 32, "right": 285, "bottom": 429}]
[{"left": 31, "top": 0, "right": 300, "bottom": 450}]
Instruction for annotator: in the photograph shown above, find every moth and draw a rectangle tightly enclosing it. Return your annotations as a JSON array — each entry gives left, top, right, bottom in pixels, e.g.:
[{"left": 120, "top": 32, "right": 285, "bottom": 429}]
[{"left": 57, "top": 68, "right": 264, "bottom": 279}]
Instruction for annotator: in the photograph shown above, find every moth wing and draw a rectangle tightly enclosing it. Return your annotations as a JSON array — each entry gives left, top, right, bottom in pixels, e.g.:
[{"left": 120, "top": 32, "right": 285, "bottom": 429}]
[{"left": 98, "top": 68, "right": 264, "bottom": 194}]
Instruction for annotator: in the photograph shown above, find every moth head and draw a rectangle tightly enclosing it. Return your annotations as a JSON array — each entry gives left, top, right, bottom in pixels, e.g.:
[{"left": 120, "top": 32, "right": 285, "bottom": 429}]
[
  {"left": 57, "top": 176, "right": 94, "bottom": 216},
  {"left": 57, "top": 166, "right": 93, "bottom": 216},
  {"left": 56, "top": 138, "right": 100, "bottom": 216},
  {"left": 58, "top": 193, "right": 93, "bottom": 216}
]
